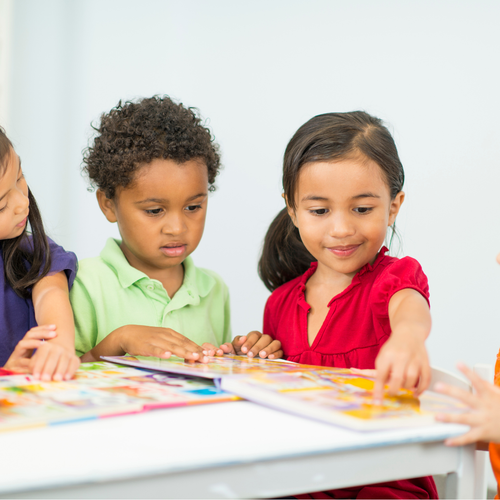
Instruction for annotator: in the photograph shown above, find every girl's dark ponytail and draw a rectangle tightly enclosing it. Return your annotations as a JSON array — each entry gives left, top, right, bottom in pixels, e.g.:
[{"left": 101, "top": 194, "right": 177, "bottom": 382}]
[
  {"left": 258, "top": 208, "right": 315, "bottom": 292},
  {"left": 2, "top": 189, "right": 52, "bottom": 298}
]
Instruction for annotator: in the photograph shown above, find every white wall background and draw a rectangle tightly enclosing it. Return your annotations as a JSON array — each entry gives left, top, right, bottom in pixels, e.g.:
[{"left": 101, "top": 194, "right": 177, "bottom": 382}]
[{"left": 1, "top": 0, "right": 500, "bottom": 378}]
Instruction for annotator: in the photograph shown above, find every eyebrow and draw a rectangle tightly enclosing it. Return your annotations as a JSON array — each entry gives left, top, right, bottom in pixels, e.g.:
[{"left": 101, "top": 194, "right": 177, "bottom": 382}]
[
  {"left": 351, "top": 192, "right": 381, "bottom": 200},
  {"left": 135, "top": 193, "right": 208, "bottom": 204},
  {"left": 301, "top": 192, "right": 381, "bottom": 203},
  {"left": 0, "top": 158, "right": 21, "bottom": 203}
]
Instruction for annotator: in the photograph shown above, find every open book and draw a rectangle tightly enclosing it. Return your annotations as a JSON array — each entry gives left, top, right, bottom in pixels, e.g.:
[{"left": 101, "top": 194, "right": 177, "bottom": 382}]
[
  {"left": 0, "top": 361, "right": 237, "bottom": 432},
  {"left": 103, "top": 355, "right": 466, "bottom": 431}
]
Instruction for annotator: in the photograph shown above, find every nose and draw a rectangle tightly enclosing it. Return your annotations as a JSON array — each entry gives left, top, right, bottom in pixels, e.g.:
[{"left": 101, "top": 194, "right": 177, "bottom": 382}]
[
  {"left": 13, "top": 185, "right": 29, "bottom": 215},
  {"left": 328, "top": 211, "right": 355, "bottom": 239},
  {"left": 161, "top": 212, "right": 187, "bottom": 236}
]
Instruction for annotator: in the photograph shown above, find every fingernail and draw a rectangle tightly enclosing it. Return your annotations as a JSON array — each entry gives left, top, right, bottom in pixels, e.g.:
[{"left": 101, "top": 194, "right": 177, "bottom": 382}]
[
  {"left": 269, "top": 354, "right": 275, "bottom": 359},
  {"left": 260, "top": 351, "right": 266, "bottom": 357},
  {"left": 42, "top": 374, "right": 50, "bottom": 381},
  {"left": 434, "top": 382, "right": 444, "bottom": 391},
  {"left": 248, "top": 351, "right": 254, "bottom": 357},
  {"left": 64, "top": 374, "right": 71, "bottom": 380},
  {"left": 54, "top": 373, "right": 62, "bottom": 381},
  {"left": 242, "top": 346, "right": 247, "bottom": 353}
]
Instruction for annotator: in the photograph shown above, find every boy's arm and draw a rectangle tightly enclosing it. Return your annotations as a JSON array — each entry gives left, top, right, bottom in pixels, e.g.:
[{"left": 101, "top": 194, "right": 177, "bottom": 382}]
[
  {"left": 373, "top": 288, "right": 431, "bottom": 402},
  {"left": 30, "top": 271, "right": 80, "bottom": 380}
]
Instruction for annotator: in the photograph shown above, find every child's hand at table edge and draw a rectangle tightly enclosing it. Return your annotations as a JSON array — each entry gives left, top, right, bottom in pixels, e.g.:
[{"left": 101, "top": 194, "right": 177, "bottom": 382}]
[
  {"left": 218, "top": 332, "right": 283, "bottom": 359},
  {"left": 4, "top": 325, "right": 59, "bottom": 373},
  {"left": 82, "top": 325, "right": 209, "bottom": 364},
  {"left": 29, "top": 339, "right": 80, "bottom": 381},
  {"left": 120, "top": 326, "right": 208, "bottom": 363},
  {"left": 373, "top": 289, "right": 432, "bottom": 404},
  {"left": 435, "top": 362, "right": 500, "bottom": 446}
]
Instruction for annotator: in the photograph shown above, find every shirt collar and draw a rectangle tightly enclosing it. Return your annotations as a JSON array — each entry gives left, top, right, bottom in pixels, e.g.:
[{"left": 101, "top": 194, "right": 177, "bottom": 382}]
[{"left": 100, "top": 238, "right": 216, "bottom": 300}]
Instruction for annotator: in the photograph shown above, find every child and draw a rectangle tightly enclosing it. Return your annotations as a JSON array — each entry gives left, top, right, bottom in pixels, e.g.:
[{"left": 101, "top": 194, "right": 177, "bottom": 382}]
[
  {"left": 0, "top": 127, "right": 79, "bottom": 380},
  {"left": 71, "top": 96, "right": 280, "bottom": 362},
  {"left": 435, "top": 252, "right": 500, "bottom": 498},
  {"left": 258, "top": 111, "right": 437, "bottom": 498}
]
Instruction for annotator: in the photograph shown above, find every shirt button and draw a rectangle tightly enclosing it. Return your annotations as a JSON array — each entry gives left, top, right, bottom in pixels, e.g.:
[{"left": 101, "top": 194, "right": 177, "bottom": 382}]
[{"left": 147, "top": 285, "right": 154, "bottom": 290}]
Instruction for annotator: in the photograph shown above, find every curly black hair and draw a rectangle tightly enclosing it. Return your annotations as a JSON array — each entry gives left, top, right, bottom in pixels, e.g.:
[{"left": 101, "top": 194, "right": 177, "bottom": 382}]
[{"left": 82, "top": 95, "right": 221, "bottom": 198}]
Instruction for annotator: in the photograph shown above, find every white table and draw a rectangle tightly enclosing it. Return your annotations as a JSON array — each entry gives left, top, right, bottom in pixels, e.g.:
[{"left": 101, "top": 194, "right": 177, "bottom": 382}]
[{"left": 0, "top": 400, "right": 473, "bottom": 499}]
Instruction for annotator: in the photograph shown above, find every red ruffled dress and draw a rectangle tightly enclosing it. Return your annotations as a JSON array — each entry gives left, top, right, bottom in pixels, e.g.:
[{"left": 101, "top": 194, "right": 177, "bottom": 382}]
[{"left": 263, "top": 247, "right": 438, "bottom": 499}]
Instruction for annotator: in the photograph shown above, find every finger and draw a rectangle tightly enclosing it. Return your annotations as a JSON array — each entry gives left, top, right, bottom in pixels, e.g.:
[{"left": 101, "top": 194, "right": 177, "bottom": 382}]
[
  {"left": 258, "top": 339, "right": 281, "bottom": 358},
  {"left": 416, "top": 362, "right": 432, "bottom": 395},
  {"left": 24, "top": 326, "right": 57, "bottom": 341},
  {"left": 39, "top": 348, "right": 61, "bottom": 381},
  {"left": 219, "top": 343, "right": 235, "bottom": 354},
  {"left": 248, "top": 335, "right": 274, "bottom": 357},
  {"left": 161, "top": 329, "right": 206, "bottom": 355},
  {"left": 374, "top": 361, "right": 392, "bottom": 403},
  {"left": 445, "top": 428, "right": 484, "bottom": 447},
  {"left": 14, "top": 339, "right": 45, "bottom": 355},
  {"left": 202, "top": 343, "right": 217, "bottom": 355},
  {"left": 231, "top": 336, "right": 246, "bottom": 349},
  {"left": 434, "top": 383, "right": 478, "bottom": 408},
  {"left": 53, "top": 355, "right": 71, "bottom": 382},
  {"left": 149, "top": 343, "right": 208, "bottom": 363},
  {"left": 385, "top": 360, "right": 406, "bottom": 396},
  {"left": 30, "top": 346, "right": 51, "bottom": 379},
  {"left": 240, "top": 332, "right": 261, "bottom": 354},
  {"left": 268, "top": 350, "right": 283, "bottom": 360},
  {"left": 457, "top": 363, "right": 490, "bottom": 396},
  {"left": 403, "top": 362, "right": 420, "bottom": 391},
  {"left": 65, "top": 356, "right": 80, "bottom": 380}
]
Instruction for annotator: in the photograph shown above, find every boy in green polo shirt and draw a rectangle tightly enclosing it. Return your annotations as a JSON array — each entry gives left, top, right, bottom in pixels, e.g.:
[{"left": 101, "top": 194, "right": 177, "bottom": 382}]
[{"left": 71, "top": 96, "right": 282, "bottom": 362}]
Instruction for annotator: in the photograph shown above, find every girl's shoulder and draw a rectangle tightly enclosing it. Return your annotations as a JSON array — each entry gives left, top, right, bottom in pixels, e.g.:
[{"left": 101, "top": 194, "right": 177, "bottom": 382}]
[{"left": 368, "top": 252, "right": 429, "bottom": 312}]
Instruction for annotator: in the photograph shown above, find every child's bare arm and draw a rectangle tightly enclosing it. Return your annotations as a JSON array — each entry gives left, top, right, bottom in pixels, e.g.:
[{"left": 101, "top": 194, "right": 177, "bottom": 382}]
[
  {"left": 80, "top": 325, "right": 208, "bottom": 363},
  {"left": 436, "top": 363, "right": 500, "bottom": 445},
  {"left": 217, "top": 331, "right": 283, "bottom": 359},
  {"left": 374, "top": 288, "right": 431, "bottom": 402},
  {"left": 30, "top": 271, "right": 80, "bottom": 380}
]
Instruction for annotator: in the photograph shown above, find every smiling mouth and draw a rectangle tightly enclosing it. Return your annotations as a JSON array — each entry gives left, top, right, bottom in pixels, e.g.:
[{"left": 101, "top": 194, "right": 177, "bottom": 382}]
[{"left": 328, "top": 245, "right": 360, "bottom": 257}]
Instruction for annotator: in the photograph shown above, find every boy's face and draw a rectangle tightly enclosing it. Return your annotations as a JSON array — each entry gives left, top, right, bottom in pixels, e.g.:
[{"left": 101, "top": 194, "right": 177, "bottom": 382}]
[{"left": 98, "top": 158, "right": 208, "bottom": 277}]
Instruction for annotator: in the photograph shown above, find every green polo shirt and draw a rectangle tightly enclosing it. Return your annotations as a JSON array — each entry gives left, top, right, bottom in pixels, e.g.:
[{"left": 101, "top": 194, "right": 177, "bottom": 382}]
[{"left": 71, "top": 238, "right": 231, "bottom": 357}]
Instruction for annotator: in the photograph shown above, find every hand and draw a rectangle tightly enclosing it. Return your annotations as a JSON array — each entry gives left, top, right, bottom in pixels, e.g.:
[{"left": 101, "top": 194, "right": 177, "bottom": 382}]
[
  {"left": 201, "top": 343, "right": 224, "bottom": 357},
  {"left": 119, "top": 326, "right": 208, "bottom": 363},
  {"left": 4, "top": 325, "right": 57, "bottom": 373},
  {"left": 373, "top": 331, "right": 431, "bottom": 403},
  {"left": 219, "top": 331, "right": 283, "bottom": 359},
  {"left": 29, "top": 340, "right": 80, "bottom": 381},
  {"left": 435, "top": 363, "right": 500, "bottom": 446}
]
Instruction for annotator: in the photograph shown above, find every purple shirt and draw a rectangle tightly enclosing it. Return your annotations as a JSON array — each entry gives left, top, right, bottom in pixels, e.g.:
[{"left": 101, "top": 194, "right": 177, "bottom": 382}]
[{"left": 0, "top": 237, "right": 77, "bottom": 366}]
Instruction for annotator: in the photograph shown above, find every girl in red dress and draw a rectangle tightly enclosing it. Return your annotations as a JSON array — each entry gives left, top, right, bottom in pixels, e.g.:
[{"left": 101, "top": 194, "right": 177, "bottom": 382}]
[{"left": 258, "top": 111, "right": 437, "bottom": 499}]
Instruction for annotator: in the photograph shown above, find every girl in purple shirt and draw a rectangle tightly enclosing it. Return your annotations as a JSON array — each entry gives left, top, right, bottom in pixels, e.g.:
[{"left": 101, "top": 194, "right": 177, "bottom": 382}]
[{"left": 0, "top": 127, "right": 79, "bottom": 380}]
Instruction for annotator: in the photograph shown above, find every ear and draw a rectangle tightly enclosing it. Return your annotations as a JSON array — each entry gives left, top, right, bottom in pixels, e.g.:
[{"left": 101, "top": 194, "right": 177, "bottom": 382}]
[
  {"left": 96, "top": 189, "right": 118, "bottom": 223},
  {"left": 388, "top": 191, "right": 405, "bottom": 226},
  {"left": 284, "top": 194, "right": 298, "bottom": 227}
]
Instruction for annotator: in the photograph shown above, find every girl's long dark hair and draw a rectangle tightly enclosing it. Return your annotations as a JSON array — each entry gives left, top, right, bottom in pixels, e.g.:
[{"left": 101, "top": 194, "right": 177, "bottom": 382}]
[
  {"left": 0, "top": 128, "right": 51, "bottom": 298},
  {"left": 259, "top": 111, "right": 405, "bottom": 292}
]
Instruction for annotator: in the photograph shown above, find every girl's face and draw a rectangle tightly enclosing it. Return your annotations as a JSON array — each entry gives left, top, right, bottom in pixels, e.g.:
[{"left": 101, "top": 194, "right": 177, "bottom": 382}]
[
  {"left": 0, "top": 149, "right": 29, "bottom": 240},
  {"left": 288, "top": 156, "right": 404, "bottom": 278}
]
